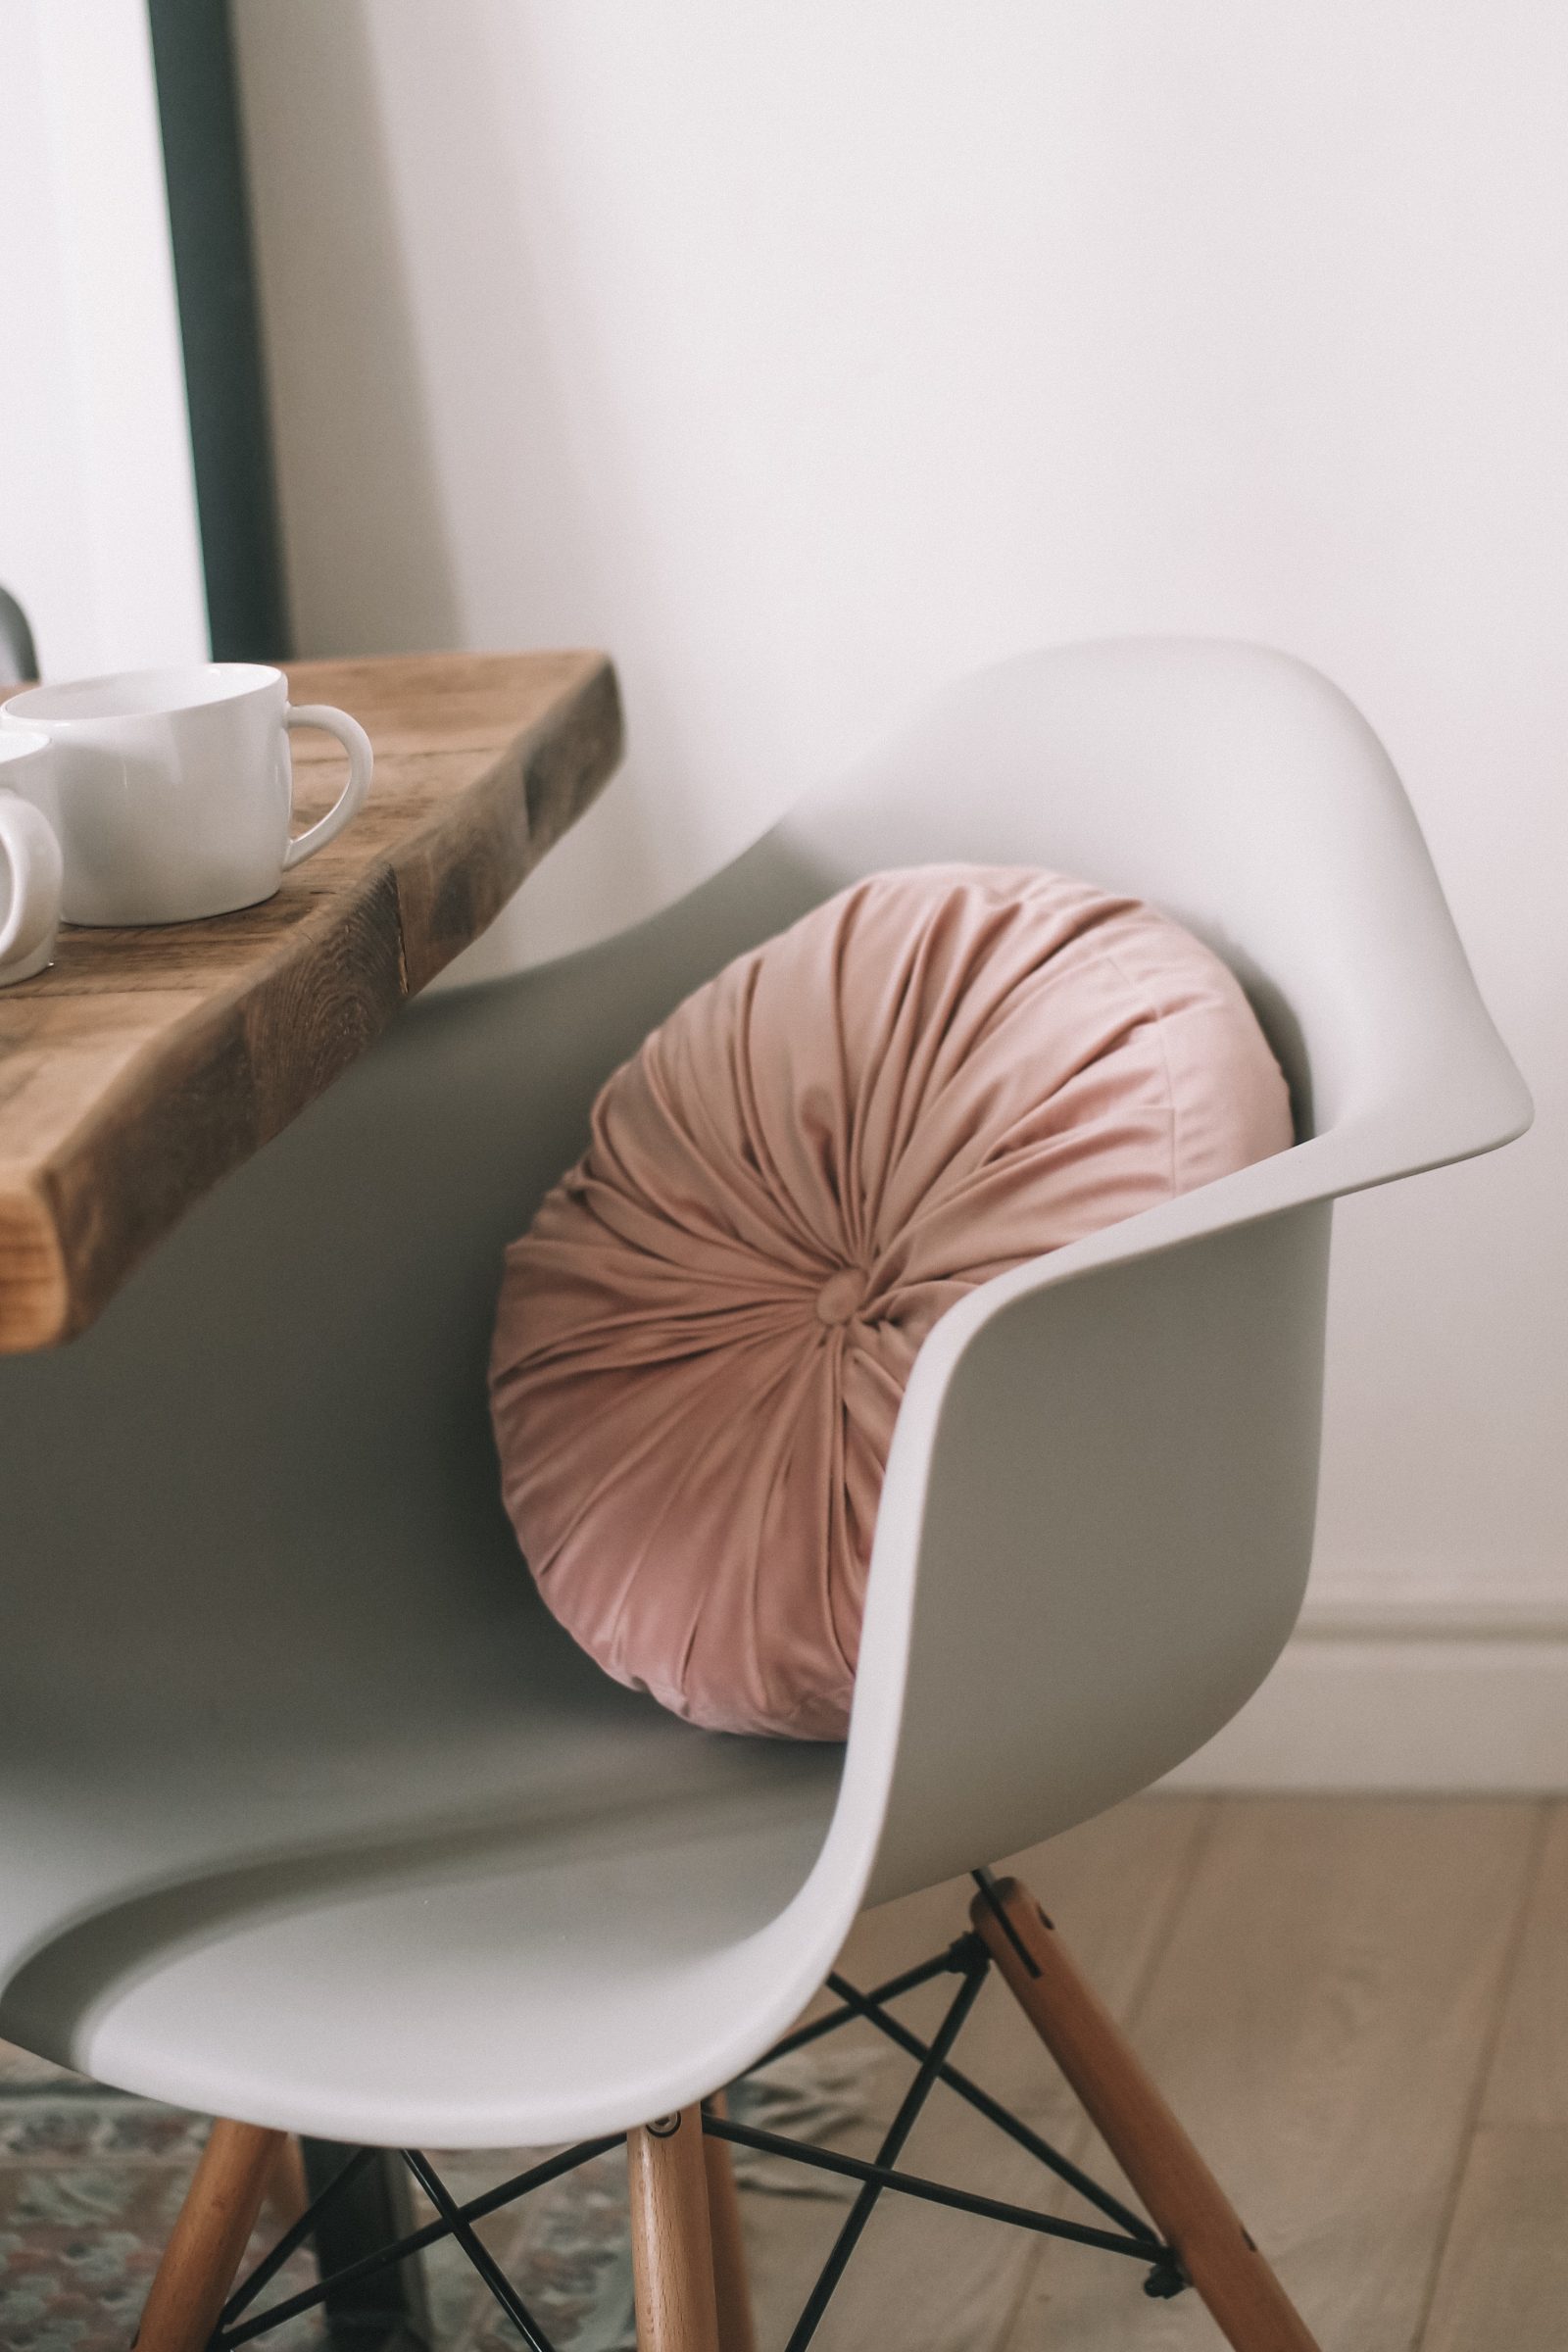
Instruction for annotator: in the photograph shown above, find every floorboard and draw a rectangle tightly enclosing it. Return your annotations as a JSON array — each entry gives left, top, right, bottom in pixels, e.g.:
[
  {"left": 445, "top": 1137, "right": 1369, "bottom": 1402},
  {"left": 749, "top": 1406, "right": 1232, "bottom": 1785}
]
[
  {"left": 1418, "top": 1798, "right": 1564, "bottom": 2351},
  {"left": 1417, "top": 2125, "right": 1568, "bottom": 2351},
  {"left": 1000, "top": 1798, "right": 1541, "bottom": 2352},
  {"left": 2, "top": 1796, "right": 1557, "bottom": 2351}
]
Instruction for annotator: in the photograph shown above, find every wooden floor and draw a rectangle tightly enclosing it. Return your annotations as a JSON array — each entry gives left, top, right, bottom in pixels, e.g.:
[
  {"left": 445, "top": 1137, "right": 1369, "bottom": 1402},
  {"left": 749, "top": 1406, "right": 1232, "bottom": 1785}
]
[
  {"left": 734, "top": 1795, "right": 1567, "bottom": 2352},
  {"left": 3, "top": 1795, "right": 1558, "bottom": 2347}
]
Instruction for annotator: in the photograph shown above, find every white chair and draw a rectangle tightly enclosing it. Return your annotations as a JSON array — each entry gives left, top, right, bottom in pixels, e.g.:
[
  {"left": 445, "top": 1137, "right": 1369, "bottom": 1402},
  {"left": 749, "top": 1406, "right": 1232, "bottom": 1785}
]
[{"left": 0, "top": 639, "right": 1527, "bottom": 2352}]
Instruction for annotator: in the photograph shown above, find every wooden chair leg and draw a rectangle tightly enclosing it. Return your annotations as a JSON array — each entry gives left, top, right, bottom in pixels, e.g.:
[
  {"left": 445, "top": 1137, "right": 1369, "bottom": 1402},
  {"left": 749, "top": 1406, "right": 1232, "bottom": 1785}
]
[
  {"left": 136, "top": 2117, "right": 284, "bottom": 2352},
  {"left": 972, "top": 1875, "right": 1321, "bottom": 2352},
  {"left": 702, "top": 2094, "right": 757, "bottom": 2352},
  {"left": 628, "top": 2106, "right": 721, "bottom": 2352},
  {"left": 263, "top": 2132, "right": 311, "bottom": 2233}
]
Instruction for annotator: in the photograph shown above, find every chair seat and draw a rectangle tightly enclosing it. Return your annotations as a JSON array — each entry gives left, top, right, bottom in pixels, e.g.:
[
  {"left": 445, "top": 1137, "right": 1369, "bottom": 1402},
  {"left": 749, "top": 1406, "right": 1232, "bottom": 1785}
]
[
  {"left": 0, "top": 1628, "right": 845, "bottom": 2147},
  {"left": 0, "top": 638, "right": 1528, "bottom": 2179}
]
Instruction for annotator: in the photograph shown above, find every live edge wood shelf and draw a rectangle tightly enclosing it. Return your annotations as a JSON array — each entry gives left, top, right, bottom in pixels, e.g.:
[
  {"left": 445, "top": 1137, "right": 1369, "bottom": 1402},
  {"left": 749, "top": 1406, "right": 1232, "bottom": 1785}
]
[{"left": 0, "top": 651, "right": 622, "bottom": 1354}]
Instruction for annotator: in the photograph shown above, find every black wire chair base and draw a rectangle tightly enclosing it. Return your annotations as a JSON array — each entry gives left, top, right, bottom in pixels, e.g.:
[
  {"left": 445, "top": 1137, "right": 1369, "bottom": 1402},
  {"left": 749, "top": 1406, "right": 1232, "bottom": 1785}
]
[
  {"left": 210, "top": 2138, "right": 622, "bottom": 2350},
  {"left": 207, "top": 1927, "right": 1185, "bottom": 2352}
]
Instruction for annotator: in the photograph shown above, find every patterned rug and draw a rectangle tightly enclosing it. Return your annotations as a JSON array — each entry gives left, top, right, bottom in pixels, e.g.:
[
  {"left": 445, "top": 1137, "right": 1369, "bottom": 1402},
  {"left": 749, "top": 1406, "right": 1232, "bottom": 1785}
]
[{"left": 0, "top": 2038, "right": 883, "bottom": 2352}]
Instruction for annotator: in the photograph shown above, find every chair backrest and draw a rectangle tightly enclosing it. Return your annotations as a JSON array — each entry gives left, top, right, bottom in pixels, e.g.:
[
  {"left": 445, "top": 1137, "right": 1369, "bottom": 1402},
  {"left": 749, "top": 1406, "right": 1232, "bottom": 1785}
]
[
  {"left": 769, "top": 640, "right": 1527, "bottom": 1899},
  {"left": 777, "top": 637, "right": 1521, "bottom": 1167},
  {"left": 0, "top": 641, "right": 1527, "bottom": 1917}
]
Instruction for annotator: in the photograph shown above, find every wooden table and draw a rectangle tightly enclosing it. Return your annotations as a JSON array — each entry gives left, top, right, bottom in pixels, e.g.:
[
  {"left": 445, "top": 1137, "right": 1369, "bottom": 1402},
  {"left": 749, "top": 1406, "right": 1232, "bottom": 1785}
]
[{"left": 0, "top": 650, "right": 621, "bottom": 1353}]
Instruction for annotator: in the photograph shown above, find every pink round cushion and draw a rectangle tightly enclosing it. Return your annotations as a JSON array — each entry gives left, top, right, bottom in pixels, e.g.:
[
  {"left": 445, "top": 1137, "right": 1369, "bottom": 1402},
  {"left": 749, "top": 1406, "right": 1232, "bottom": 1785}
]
[{"left": 489, "top": 865, "right": 1293, "bottom": 1740}]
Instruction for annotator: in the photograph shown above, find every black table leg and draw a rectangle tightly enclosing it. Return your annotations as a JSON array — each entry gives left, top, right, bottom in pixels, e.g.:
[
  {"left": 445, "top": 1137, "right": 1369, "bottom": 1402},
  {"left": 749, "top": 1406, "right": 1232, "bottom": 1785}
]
[{"left": 300, "top": 2139, "right": 435, "bottom": 2351}]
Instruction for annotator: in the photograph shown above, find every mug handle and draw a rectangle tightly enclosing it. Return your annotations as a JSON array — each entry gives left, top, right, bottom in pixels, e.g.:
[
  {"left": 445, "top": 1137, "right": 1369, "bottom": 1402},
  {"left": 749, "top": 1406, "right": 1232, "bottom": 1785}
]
[
  {"left": 281, "top": 704, "right": 374, "bottom": 869},
  {"left": 0, "top": 795, "right": 63, "bottom": 979}
]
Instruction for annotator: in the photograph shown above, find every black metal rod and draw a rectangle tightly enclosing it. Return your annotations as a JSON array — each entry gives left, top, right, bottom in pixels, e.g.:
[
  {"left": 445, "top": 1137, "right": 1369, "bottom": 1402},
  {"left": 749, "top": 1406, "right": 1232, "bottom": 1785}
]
[
  {"left": 972, "top": 1867, "right": 1042, "bottom": 1979},
  {"left": 214, "top": 2135, "right": 621, "bottom": 2347},
  {"left": 783, "top": 1954, "right": 991, "bottom": 2352},
  {"left": 744, "top": 1943, "right": 968, "bottom": 2068},
  {"left": 403, "top": 2150, "right": 557, "bottom": 2352},
  {"left": 219, "top": 2145, "right": 376, "bottom": 2324},
  {"left": 704, "top": 2113, "right": 1161, "bottom": 2266},
  {"left": 824, "top": 1969, "right": 1157, "bottom": 2245}
]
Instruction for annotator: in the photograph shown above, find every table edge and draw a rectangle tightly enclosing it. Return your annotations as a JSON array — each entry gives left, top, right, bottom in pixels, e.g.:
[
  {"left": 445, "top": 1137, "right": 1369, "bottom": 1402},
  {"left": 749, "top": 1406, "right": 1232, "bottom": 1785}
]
[{"left": 0, "top": 653, "right": 622, "bottom": 1352}]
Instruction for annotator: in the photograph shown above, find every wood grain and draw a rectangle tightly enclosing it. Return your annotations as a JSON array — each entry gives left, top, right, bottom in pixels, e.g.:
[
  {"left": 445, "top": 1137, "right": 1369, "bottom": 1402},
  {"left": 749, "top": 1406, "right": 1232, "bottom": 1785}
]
[
  {"left": 0, "top": 650, "right": 621, "bottom": 1351},
  {"left": 1004, "top": 1798, "right": 1539, "bottom": 2352},
  {"left": 1418, "top": 1799, "right": 1562, "bottom": 2349},
  {"left": 704, "top": 2093, "right": 759, "bottom": 2352},
  {"left": 1470, "top": 1798, "right": 1567, "bottom": 2129},
  {"left": 628, "top": 2108, "right": 721, "bottom": 2352},
  {"left": 135, "top": 2116, "right": 283, "bottom": 2352},
  {"left": 1417, "top": 2125, "right": 1568, "bottom": 2351}
]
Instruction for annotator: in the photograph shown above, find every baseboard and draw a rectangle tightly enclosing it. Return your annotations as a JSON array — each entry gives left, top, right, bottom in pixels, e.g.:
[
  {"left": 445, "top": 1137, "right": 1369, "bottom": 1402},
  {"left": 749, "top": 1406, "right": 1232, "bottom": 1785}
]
[{"left": 1164, "top": 1581, "right": 1568, "bottom": 1792}]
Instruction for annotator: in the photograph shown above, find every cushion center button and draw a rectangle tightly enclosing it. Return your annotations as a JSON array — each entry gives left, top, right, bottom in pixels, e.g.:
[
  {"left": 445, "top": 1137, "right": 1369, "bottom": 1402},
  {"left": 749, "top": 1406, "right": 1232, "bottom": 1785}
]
[{"left": 816, "top": 1269, "right": 866, "bottom": 1326}]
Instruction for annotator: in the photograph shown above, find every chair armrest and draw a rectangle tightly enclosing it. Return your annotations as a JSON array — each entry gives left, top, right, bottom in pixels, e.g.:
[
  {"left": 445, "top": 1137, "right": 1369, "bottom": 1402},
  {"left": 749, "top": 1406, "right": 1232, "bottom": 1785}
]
[{"left": 850, "top": 1192, "right": 1333, "bottom": 1907}]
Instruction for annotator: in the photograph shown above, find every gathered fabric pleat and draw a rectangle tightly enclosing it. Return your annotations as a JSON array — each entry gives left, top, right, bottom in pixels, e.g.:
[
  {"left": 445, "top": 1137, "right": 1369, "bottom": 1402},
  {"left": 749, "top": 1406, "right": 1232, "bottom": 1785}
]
[{"left": 489, "top": 865, "right": 1294, "bottom": 1740}]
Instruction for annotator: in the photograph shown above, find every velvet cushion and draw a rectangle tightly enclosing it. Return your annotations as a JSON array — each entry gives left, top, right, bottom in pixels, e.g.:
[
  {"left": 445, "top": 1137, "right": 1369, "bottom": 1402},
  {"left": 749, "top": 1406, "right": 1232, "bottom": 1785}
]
[{"left": 489, "top": 865, "right": 1293, "bottom": 1740}]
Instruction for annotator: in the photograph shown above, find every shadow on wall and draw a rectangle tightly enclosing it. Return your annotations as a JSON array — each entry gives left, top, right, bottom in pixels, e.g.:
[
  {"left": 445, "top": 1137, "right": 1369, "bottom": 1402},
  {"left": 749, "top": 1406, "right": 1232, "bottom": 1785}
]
[{"left": 231, "top": 0, "right": 668, "bottom": 965}]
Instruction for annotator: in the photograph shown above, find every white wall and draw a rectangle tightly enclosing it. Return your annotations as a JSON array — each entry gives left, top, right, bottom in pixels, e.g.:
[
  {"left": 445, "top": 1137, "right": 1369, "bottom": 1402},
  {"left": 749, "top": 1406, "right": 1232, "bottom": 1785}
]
[
  {"left": 233, "top": 0, "right": 1568, "bottom": 1776},
  {"left": 0, "top": 0, "right": 209, "bottom": 679}
]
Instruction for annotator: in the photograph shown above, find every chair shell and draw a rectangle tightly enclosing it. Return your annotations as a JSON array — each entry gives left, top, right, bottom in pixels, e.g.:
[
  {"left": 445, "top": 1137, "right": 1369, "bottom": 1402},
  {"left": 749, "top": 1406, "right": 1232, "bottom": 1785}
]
[{"left": 0, "top": 638, "right": 1528, "bottom": 2148}]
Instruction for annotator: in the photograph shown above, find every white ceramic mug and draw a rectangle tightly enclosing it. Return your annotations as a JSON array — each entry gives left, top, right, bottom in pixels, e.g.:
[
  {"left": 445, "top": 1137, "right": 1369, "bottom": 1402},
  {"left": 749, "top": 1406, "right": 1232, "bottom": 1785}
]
[
  {"left": 0, "top": 662, "right": 372, "bottom": 926},
  {"left": 0, "top": 730, "right": 64, "bottom": 986}
]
